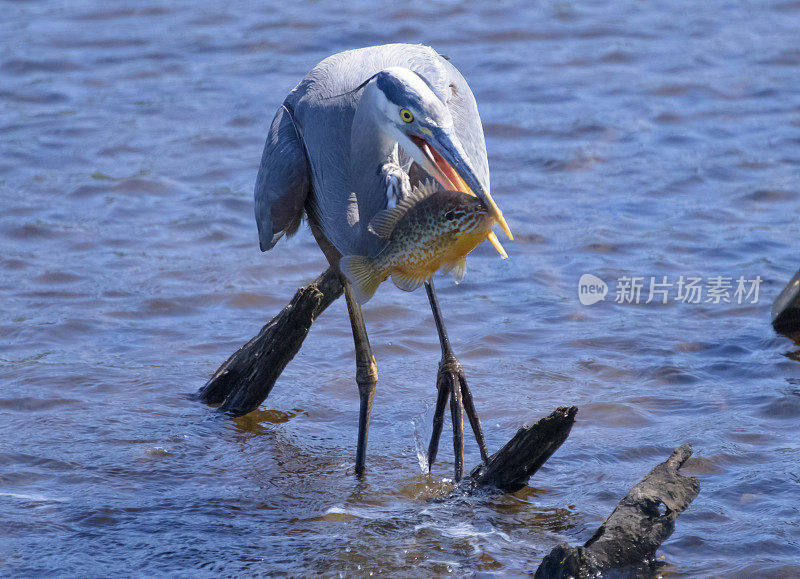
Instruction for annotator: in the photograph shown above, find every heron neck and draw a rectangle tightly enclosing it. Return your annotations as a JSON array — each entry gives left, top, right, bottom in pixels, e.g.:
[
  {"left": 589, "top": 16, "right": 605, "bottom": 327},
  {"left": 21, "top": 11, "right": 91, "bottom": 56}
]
[
  {"left": 351, "top": 127, "right": 396, "bottom": 197},
  {"left": 350, "top": 93, "right": 398, "bottom": 252}
]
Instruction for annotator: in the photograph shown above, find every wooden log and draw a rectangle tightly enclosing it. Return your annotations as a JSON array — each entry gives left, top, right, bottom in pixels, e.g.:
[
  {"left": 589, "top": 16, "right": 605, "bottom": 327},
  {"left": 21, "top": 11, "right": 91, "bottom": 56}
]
[
  {"left": 772, "top": 268, "right": 800, "bottom": 336},
  {"left": 196, "top": 267, "right": 343, "bottom": 415},
  {"left": 461, "top": 406, "right": 578, "bottom": 493},
  {"left": 535, "top": 443, "right": 700, "bottom": 578}
]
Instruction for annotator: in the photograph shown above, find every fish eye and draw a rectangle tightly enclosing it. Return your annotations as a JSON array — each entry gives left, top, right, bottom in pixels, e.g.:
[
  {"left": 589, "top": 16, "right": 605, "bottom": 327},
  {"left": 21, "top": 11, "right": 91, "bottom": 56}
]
[
  {"left": 399, "top": 108, "right": 414, "bottom": 123},
  {"left": 445, "top": 210, "right": 455, "bottom": 220}
]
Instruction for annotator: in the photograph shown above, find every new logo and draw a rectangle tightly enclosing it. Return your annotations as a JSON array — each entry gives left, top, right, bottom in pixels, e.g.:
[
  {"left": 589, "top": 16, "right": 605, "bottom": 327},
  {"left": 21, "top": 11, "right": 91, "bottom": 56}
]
[{"left": 578, "top": 274, "right": 608, "bottom": 306}]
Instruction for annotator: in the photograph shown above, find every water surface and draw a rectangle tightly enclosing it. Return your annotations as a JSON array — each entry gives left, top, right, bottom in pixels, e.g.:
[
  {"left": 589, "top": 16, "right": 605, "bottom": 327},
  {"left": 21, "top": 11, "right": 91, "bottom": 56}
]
[{"left": 2, "top": 0, "right": 800, "bottom": 576}]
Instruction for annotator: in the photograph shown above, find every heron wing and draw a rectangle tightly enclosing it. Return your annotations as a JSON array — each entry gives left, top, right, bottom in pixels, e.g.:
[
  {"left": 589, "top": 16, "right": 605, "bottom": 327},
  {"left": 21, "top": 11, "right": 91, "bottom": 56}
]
[{"left": 253, "top": 103, "right": 310, "bottom": 251}]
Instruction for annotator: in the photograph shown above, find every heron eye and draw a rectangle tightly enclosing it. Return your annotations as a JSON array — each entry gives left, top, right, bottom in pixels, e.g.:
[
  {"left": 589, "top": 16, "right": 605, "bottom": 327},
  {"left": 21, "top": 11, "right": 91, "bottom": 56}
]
[
  {"left": 445, "top": 211, "right": 455, "bottom": 220},
  {"left": 399, "top": 109, "right": 414, "bottom": 123}
]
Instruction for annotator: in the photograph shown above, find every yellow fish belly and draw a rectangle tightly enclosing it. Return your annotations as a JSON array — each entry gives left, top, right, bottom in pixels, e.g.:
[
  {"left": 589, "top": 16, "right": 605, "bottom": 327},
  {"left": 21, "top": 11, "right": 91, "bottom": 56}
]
[{"left": 387, "top": 229, "right": 488, "bottom": 290}]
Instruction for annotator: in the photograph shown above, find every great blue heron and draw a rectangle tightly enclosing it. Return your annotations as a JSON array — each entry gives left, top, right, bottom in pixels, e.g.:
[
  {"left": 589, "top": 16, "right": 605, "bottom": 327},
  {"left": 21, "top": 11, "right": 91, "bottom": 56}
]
[{"left": 254, "top": 43, "right": 511, "bottom": 480}]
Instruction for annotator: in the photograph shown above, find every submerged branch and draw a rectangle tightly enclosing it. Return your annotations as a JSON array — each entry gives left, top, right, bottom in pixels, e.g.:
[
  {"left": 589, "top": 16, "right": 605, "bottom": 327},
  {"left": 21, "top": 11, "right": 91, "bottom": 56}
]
[
  {"left": 196, "top": 267, "right": 343, "bottom": 415},
  {"left": 462, "top": 406, "right": 578, "bottom": 494},
  {"left": 535, "top": 443, "right": 700, "bottom": 578},
  {"left": 772, "top": 267, "right": 800, "bottom": 336}
]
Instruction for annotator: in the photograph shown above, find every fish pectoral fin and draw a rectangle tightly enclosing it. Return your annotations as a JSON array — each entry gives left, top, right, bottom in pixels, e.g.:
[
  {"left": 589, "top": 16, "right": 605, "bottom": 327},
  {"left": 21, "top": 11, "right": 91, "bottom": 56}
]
[
  {"left": 368, "top": 208, "right": 403, "bottom": 238},
  {"left": 368, "top": 179, "right": 437, "bottom": 238},
  {"left": 339, "top": 255, "right": 382, "bottom": 304},
  {"left": 391, "top": 271, "right": 427, "bottom": 292},
  {"left": 440, "top": 257, "right": 466, "bottom": 282},
  {"left": 449, "top": 257, "right": 467, "bottom": 284}
]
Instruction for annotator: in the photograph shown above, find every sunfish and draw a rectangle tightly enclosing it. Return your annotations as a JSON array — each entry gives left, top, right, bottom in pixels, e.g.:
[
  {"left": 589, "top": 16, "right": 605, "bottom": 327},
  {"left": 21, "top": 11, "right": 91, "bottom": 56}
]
[{"left": 340, "top": 181, "right": 499, "bottom": 304}]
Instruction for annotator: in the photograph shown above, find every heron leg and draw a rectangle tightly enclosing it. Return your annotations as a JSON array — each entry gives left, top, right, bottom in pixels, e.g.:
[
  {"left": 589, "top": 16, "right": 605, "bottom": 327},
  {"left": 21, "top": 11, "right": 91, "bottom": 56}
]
[
  {"left": 424, "top": 279, "right": 489, "bottom": 481},
  {"left": 344, "top": 282, "right": 377, "bottom": 478}
]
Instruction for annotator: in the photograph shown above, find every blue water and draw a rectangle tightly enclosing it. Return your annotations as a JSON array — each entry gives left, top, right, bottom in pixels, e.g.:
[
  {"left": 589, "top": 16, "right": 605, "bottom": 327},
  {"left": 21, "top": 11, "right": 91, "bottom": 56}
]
[{"left": 1, "top": 0, "right": 799, "bottom": 576}]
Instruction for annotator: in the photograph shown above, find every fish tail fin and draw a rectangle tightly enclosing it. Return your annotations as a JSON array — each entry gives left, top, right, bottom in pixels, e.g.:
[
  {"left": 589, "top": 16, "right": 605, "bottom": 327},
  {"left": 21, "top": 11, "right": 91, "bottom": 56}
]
[{"left": 339, "top": 255, "right": 383, "bottom": 304}]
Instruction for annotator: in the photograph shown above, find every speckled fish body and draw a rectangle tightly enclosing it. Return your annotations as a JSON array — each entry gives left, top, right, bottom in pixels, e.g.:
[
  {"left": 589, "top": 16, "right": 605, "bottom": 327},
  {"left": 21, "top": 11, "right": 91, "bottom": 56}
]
[{"left": 340, "top": 182, "right": 494, "bottom": 304}]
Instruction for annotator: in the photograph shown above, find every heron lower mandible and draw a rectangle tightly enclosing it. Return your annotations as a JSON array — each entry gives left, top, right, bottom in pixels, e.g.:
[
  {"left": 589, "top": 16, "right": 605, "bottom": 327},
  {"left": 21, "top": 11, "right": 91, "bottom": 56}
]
[{"left": 254, "top": 44, "right": 512, "bottom": 481}]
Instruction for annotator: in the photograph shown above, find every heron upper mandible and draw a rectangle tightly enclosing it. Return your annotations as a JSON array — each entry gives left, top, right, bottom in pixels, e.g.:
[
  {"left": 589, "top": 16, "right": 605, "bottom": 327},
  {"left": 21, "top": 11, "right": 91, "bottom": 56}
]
[{"left": 254, "top": 43, "right": 512, "bottom": 480}]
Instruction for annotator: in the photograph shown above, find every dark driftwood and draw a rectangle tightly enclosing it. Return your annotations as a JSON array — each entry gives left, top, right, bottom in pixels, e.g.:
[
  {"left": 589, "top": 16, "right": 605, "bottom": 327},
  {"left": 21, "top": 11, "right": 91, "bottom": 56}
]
[
  {"left": 463, "top": 406, "right": 578, "bottom": 493},
  {"left": 535, "top": 443, "right": 700, "bottom": 578},
  {"left": 772, "top": 268, "right": 800, "bottom": 336},
  {"left": 196, "top": 267, "right": 343, "bottom": 415}
]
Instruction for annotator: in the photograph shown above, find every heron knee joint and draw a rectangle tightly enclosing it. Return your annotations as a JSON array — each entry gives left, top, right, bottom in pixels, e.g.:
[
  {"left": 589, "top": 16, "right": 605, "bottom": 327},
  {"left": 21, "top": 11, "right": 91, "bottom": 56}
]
[
  {"left": 356, "top": 355, "right": 378, "bottom": 388},
  {"left": 439, "top": 355, "right": 461, "bottom": 374}
]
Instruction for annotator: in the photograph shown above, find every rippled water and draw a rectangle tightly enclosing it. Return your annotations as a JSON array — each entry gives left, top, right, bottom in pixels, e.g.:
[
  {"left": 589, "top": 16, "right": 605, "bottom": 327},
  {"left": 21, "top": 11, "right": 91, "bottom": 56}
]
[{"left": 2, "top": 1, "right": 800, "bottom": 576}]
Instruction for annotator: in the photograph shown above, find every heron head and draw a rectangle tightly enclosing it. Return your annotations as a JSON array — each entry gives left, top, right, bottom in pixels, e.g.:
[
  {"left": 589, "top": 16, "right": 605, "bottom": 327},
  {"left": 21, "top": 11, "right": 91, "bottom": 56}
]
[{"left": 366, "top": 67, "right": 512, "bottom": 240}]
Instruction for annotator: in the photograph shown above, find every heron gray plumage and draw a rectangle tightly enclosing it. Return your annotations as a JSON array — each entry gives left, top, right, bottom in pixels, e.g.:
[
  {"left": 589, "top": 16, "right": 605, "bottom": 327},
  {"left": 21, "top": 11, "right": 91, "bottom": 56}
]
[{"left": 254, "top": 43, "right": 511, "bottom": 479}]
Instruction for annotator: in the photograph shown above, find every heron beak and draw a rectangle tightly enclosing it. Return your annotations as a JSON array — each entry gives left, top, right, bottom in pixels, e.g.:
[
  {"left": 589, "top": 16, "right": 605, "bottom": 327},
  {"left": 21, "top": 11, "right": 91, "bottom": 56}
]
[{"left": 408, "top": 130, "right": 513, "bottom": 241}]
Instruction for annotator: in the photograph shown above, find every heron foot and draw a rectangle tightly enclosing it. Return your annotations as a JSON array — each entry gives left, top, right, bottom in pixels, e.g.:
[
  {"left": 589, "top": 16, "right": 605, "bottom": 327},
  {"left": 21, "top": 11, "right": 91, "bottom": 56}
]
[{"left": 426, "top": 356, "right": 489, "bottom": 481}]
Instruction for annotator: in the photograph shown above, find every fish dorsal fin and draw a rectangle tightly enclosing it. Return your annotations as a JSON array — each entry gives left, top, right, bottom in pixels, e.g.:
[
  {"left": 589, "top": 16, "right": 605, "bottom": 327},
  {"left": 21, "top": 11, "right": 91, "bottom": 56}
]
[
  {"left": 413, "top": 178, "right": 438, "bottom": 198},
  {"left": 368, "top": 179, "right": 439, "bottom": 238},
  {"left": 391, "top": 271, "right": 427, "bottom": 292}
]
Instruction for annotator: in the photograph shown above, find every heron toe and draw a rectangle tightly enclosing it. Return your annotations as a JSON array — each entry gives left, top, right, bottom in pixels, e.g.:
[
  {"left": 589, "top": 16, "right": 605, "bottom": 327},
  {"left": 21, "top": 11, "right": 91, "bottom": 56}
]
[{"left": 426, "top": 356, "right": 488, "bottom": 482}]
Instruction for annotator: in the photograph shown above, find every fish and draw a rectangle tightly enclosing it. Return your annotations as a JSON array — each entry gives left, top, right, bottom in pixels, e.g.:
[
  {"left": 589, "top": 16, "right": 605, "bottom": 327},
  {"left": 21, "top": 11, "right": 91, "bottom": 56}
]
[{"left": 339, "top": 180, "right": 499, "bottom": 304}]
